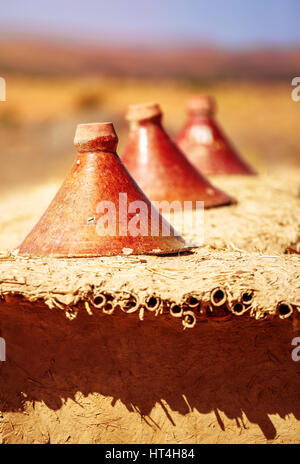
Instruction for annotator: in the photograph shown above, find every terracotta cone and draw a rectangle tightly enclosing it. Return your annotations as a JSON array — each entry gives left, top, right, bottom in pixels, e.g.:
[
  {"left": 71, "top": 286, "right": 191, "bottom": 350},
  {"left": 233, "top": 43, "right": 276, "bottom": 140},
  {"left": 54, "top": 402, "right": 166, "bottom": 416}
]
[
  {"left": 176, "top": 96, "right": 256, "bottom": 175},
  {"left": 17, "top": 123, "right": 192, "bottom": 258},
  {"left": 122, "top": 102, "right": 233, "bottom": 209}
]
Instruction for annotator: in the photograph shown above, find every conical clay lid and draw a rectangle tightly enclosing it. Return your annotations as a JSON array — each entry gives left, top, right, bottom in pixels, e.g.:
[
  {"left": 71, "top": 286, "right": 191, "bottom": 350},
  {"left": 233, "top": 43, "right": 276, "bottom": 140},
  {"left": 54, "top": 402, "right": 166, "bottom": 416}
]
[
  {"left": 122, "top": 102, "right": 233, "bottom": 209},
  {"left": 176, "top": 96, "right": 256, "bottom": 175},
  {"left": 17, "top": 123, "right": 193, "bottom": 257}
]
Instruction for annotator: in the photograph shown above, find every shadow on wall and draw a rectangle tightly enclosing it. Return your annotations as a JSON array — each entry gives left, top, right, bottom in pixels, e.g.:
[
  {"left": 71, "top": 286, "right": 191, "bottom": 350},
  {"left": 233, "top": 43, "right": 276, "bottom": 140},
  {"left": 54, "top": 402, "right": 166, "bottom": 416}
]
[{"left": 0, "top": 301, "right": 299, "bottom": 442}]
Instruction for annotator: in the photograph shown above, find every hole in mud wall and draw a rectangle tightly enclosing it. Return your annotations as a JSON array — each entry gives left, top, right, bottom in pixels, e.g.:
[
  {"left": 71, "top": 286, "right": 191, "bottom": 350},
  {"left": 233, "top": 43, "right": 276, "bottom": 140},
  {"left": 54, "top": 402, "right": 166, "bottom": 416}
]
[
  {"left": 182, "top": 311, "right": 196, "bottom": 328},
  {"left": 92, "top": 293, "right": 114, "bottom": 312},
  {"left": 145, "top": 296, "right": 159, "bottom": 310},
  {"left": 186, "top": 314, "right": 194, "bottom": 324},
  {"left": 121, "top": 296, "right": 138, "bottom": 313},
  {"left": 170, "top": 304, "right": 182, "bottom": 317},
  {"left": 233, "top": 303, "right": 244, "bottom": 314},
  {"left": 103, "top": 301, "right": 114, "bottom": 315},
  {"left": 211, "top": 288, "right": 226, "bottom": 306},
  {"left": 277, "top": 302, "right": 293, "bottom": 318},
  {"left": 242, "top": 292, "right": 253, "bottom": 304},
  {"left": 90, "top": 293, "right": 109, "bottom": 309},
  {"left": 93, "top": 295, "right": 105, "bottom": 308},
  {"left": 186, "top": 296, "right": 199, "bottom": 308}
]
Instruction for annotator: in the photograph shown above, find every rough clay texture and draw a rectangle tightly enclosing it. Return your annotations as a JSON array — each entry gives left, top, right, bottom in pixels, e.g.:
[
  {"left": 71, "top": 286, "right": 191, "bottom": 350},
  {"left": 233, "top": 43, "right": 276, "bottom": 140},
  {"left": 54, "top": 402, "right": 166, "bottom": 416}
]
[
  {"left": 1, "top": 307, "right": 300, "bottom": 444},
  {"left": 0, "top": 170, "right": 299, "bottom": 443}
]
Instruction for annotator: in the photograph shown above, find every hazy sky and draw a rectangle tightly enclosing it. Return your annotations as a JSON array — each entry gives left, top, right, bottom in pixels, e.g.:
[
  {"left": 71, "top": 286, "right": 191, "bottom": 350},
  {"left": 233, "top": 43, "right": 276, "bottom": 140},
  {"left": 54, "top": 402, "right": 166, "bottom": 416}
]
[{"left": 1, "top": 0, "right": 299, "bottom": 47}]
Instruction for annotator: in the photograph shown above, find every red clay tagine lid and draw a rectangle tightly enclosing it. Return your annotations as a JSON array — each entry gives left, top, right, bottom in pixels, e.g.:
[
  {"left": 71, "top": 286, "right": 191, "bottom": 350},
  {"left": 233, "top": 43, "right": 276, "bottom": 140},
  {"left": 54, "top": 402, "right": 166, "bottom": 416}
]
[
  {"left": 126, "top": 102, "right": 162, "bottom": 121},
  {"left": 175, "top": 96, "right": 256, "bottom": 175},
  {"left": 122, "top": 102, "right": 233, "bottom": 209},
  {"left": 16, "top": 122, "right": 193, "bottom": 257}
]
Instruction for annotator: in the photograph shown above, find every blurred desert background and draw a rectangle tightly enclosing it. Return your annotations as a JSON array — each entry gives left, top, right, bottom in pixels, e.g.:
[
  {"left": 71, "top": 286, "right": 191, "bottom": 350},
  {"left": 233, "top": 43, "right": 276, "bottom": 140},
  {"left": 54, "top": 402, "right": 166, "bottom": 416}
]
[
  {"left": 0, "top": 0, "right": 299, "bottom": 253},
  {"left": 1, "top": 0, "right": 300, "bottom": 196},
  {"left": 1, "top": 46, "right": 300, "bottom": 194}
]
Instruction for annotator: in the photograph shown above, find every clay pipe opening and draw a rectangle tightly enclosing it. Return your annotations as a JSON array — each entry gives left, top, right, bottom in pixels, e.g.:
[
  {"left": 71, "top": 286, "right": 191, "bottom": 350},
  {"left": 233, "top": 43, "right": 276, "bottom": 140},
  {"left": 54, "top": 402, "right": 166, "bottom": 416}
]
[
  {"left": 91, "top": 293, "right": 106, "bottom": 309},
  {"left": 182, "top": 311, "right": 196, "bottom": 329},
  {"left": 184, "top": 295, "right": 199, "bottom": 308},
  {"left": 241, "top": 291, "right": 254, "bottom": 305},
  {"left": 120, "top": 294, "right": 139, "bottom": 313},
  {"left": 210, "top": 287, "right": 227, "bottom": 307},
  {"left": 170, "top": 303, "right": 183, "bottom": 318},
  {"left": 277, "top": 301, "right": 293, "bottom": 319},
  {"left": 103, "top": 300, "right": 115, "bottom": 315},
  {"left": 232, "top": 302, "right": 246, "bottom": 315},
  {"left": 145, "top": 295, "right": 161, "bottom": 312}
]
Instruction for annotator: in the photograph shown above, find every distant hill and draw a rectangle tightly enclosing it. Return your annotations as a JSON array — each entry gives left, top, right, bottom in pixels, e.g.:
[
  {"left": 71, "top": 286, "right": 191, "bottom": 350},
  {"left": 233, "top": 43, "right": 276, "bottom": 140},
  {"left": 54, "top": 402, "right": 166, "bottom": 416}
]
[{"left": 0, "top": 38, "right": 299, "bottom": 79}]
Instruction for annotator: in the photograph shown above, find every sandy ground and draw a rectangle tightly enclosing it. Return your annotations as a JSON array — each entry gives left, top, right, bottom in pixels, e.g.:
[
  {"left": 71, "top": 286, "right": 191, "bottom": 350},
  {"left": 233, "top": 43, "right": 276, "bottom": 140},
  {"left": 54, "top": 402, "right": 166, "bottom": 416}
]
[
  {"left": 0, "top": 169, "right": 299, "bottom": 255},
  {"left": 0, "top": 306, "right": 300, "bottom": 444}
]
